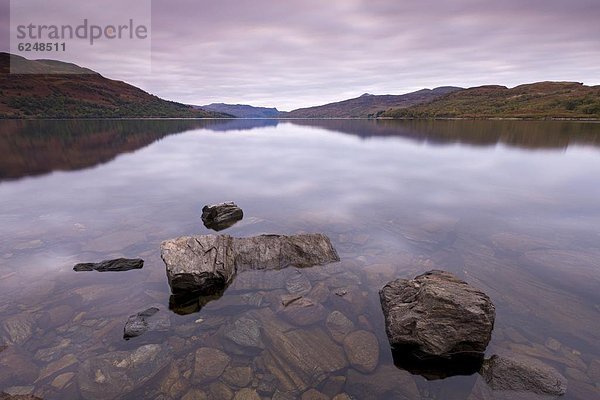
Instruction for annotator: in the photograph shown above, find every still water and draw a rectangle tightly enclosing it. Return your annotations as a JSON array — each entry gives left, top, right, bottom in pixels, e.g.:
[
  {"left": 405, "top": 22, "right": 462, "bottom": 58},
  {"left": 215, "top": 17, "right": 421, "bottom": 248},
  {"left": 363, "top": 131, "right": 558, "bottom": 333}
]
[{"left": 0, "top": 119, "right": 599, "bottom": 399}]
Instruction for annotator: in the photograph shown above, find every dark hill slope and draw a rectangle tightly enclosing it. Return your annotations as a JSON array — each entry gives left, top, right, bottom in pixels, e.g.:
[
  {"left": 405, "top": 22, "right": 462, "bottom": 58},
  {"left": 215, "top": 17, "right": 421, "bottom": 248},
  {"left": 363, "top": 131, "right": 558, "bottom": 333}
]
[
  {"left": 382, "top": 82, "right": 600, "bottom": 119},
  {"left": 0, "top": 53, "right": 230, "bottom": 119}
]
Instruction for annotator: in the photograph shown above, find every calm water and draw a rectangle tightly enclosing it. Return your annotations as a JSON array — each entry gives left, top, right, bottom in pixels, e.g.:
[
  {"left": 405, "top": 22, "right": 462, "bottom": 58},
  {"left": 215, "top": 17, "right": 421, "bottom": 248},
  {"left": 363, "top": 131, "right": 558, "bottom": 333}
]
[{"left": 0, "top": 119, "right": 599, "bottom": 399}]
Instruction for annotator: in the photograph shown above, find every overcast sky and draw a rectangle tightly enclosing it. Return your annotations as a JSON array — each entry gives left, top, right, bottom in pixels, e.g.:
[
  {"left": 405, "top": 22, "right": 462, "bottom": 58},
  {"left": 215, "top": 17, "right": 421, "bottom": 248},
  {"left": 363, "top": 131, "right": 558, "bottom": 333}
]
[{"left": 1, "top": 0, "right": 599, "bottom": 110}]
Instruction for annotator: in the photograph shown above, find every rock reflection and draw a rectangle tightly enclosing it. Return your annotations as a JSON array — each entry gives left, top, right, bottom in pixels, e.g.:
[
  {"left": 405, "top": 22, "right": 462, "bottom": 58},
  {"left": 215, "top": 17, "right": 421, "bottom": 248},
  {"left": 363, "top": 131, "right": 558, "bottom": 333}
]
[
  {"left": 391, "top": 347, "right": 484, "bottom": 380},
  {"left": 168, "top": 289, "right": 227, "bottom": 315}
]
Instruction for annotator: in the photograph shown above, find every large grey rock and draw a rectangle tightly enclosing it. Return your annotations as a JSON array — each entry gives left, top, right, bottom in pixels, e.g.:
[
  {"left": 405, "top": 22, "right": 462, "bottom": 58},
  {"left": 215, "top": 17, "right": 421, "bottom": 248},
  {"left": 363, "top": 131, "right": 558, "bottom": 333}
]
[
  {"left": 379, "top": 270, "right": 495, "bottom": 357},
  {"left": 73, "top": 258, "right": 143, "bottom": 272},
  {"left": 161, "top": 234, "right": 339, "bottom": 295},
  {"left": 161, "top": 235, "right": 236, "bottom": 295},
  {"left": 479, "top": 355, "right": 567, "bottom": 397},
  {"left": 202, "top": 202, "right": 244, "bottom": 231}
]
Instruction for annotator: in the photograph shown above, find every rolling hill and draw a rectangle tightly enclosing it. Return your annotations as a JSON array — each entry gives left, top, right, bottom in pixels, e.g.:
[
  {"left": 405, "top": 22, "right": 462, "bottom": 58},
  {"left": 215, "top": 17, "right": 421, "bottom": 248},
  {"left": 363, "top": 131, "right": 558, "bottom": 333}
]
[
  {"left": 285, "top": 87, "right": 462, "bottom": 118},
  {"left": 0, "top": 53, "right": 231, "bottom": 119},
  {"left": 200, "top": 103, "right": 280, "bottom": 118},
  {"left": 382, "top": 82, "right": 600, "bottom": 119}
]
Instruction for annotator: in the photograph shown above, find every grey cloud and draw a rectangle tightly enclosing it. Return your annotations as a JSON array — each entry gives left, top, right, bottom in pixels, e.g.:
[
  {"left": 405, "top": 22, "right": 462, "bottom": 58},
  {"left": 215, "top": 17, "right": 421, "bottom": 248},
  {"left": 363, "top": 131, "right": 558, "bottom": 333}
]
[{"left": 1, "top": 0, "right": 599, "bottom": 109}]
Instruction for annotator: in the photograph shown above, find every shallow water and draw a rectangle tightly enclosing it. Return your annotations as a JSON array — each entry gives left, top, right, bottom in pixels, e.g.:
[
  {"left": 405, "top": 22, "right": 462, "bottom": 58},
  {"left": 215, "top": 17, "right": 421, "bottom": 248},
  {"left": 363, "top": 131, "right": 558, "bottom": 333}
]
[{"left": 0, "top": 119, "right": 599, "bottom": 399}]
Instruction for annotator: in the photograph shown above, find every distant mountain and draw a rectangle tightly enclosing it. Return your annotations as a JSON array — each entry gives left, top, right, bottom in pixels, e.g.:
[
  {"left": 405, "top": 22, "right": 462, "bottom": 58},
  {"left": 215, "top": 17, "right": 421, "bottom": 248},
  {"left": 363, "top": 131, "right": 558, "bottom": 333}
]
[
  {"left": 382, "top": 82, "right": 600, "bottom": 119},
  {"left": 284, "top": 87, "right": 462, "bottom": 118},
  {"left": 0, "top": 53, "right": 231, "bottom": 119},
  {"left": 200, "top": 103, "right": 280, "bottom": 118}
]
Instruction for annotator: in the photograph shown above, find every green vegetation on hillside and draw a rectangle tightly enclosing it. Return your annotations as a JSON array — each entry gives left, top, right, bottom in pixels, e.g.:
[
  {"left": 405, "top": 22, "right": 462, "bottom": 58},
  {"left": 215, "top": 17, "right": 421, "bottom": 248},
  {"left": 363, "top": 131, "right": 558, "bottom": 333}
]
[
  {"left": 0, "top": 53, "right": 231, "bottom": 119},
  {"left": 382, "top": 82, "right": 600, "bottom": 119}
]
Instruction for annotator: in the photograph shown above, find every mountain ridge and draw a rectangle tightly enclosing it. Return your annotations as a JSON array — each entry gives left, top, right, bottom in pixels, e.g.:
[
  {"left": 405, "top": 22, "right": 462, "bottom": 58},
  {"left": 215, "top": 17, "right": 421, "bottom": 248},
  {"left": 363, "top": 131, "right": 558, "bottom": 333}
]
[
  {"left": 199, "top": 103, "right": 280, "bottom": 118},
  {"left": 284, "top": 86, "right": 463, "bottom": 118}
]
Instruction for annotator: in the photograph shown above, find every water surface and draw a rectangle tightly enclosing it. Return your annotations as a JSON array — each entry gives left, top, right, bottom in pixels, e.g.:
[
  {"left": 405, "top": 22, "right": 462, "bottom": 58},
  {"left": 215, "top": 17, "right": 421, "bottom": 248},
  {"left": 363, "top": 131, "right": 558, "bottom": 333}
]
[{"left": 0, "top": 119, "right": 599, "bottom": 399}]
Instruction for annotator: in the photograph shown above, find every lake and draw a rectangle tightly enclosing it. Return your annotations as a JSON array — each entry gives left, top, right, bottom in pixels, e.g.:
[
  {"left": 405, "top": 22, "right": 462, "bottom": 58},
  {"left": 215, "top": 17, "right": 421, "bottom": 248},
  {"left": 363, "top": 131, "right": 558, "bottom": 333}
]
[{"left": 0, "top": 119, "right": 599, "bottom": 399}]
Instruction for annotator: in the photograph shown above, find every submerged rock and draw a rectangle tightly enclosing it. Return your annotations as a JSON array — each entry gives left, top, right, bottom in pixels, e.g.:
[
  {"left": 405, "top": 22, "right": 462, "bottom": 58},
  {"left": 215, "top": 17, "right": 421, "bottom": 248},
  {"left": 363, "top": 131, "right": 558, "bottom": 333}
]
[
  {"left": 77, "top": 344, "right": 171, "bottom": 400},
  {"left": 123, "top": 307, "right": 170, "bottom": 339},
  {"left": 480, "top": 354, "right": 567, "bottom": 397},
  {"left": 379, "top": 270, "right": 495, "bottom": 358},
  {"left": 202, "top": 202, "right": 244, "bottom": 231},
  {"left": 343, "top": 330, "right": 379, "bottom": 373},
  {"left": 73, "top": 258, "right": 144, "bottom": 272},
  {"left": 161, "top": 233, "right": 339, "bottom": 295}
]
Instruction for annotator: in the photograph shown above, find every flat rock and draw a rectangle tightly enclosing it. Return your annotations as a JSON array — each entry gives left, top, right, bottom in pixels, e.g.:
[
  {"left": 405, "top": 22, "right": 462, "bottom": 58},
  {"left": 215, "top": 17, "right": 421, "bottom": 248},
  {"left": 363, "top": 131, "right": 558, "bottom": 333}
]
[
  {"left": 202, "top": 202, "right": 244, "bottom": 231},
  {"left": 77, "top": 344, "right": 171, "bottom": 400},
  {"left": 233, "top": 233, "right": 339, "bottom": 271},
  {"left": 343, "top": 330, "right": 379, "bottom": 373},
  {"left": 261, "top": 326, "right": 348, "bottom": 393},
  {"left": 161, "top": 234, "right": 339, "bottom": 295},
  {"left": 380, "top": 270, "right": 495, "bottom": 357},
  {"left": 479, "top": 354, "right": 567, "bottom": 396},
  {"left": 73, "top": 258, "right": 143, "bottom": 272},
  {"left": 193, "top": 347, "right": 231, "bottom": 383}
]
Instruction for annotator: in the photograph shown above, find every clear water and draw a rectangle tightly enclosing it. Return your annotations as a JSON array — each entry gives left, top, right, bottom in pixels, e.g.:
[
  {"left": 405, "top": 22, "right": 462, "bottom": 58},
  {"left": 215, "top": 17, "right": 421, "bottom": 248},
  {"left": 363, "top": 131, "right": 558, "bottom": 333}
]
[{"left": 0, "top": 119, "right": 598, "bottom": 399}]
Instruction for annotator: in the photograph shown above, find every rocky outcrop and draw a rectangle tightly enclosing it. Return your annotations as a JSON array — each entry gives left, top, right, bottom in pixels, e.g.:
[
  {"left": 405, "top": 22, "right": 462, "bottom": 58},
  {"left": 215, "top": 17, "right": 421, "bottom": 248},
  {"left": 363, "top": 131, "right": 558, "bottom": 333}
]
[
  {"left": 161, "top": 234, "right": 339, "bottom": 295},
  {"left": 379, "top": 270, "right": 495, "bottom": 357},
  {"left": 73, "top": 258, "right": 143, "bottom": 272},
  {"left": 480, "top": 354, "right": 568, "bottom": 397},
  {"left": 201, "top": 202, "right": 244, "bottom": 231}
]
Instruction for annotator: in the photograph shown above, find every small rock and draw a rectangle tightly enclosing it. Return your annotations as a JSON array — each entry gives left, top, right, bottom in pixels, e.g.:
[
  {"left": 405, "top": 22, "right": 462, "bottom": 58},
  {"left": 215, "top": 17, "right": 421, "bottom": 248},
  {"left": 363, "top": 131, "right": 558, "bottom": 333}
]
[
  {"left": 1, "top": 314, "right": 35, "bottom": 345},
  {"left": 51, "top": 372, "right": 75, "bottom": 389},
  {"left": 202, "top": 202, "right": 244, "bottom": 231},
  {"left": 285, "top": 272, "right": 312, "bottom": 295},
  {"left": 480, "top": 354, "right": 567, "bottom": 396},
  {"left": 193, "top": 347, "right": 231, "bottom": 383},
  {"left": 222, "top": 366, "right": 253, "bottom": 387},
  {"left": 209, "top": 381, "right": 234, "bottom": 399},
  {"left": 301, "top": 388, "right": 328, "bottom": 400},
  {"left": 77, "top": 344, "right": 171, "bottom": 400},
  {"left": 37, "top": 353, "right": 78, "bottom": 381},
  {"left": 343, "top": 330, "right": 379, "bottom": 373},
  {"left": 73, "top": 258, "right": 143, "bottom": 272},
  {"left": 278, "top": 297, "right": 327, "bottom": 326},
  {"left": 379, "top": 270, "right": 495, "bottom": 357},
  {"left": 233, "top": 388, "right": 260, "bottom": 400},
  {"left": 123, "top": 307, "right": 169, "bottom": 339},
  {"left": 224, "top": 317, "right": 264, "bottom": 349},
  {"left": 281, "top": 294, "right": 303, "bottom": 307},
  {"left": 545, "top": 337, "right": 562, "bottom": 352},
  {"left": 321, "top": 375, "right": 346, "bottom": 397},
  {"left": 332, "top": 395, "right": 352, "bottom": 400},
  {"left": 326, "top": 311, "right": 355, "bottom": 343},
  {"left": 181, "top": 389, "right": 209, "bottom": 400}
]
